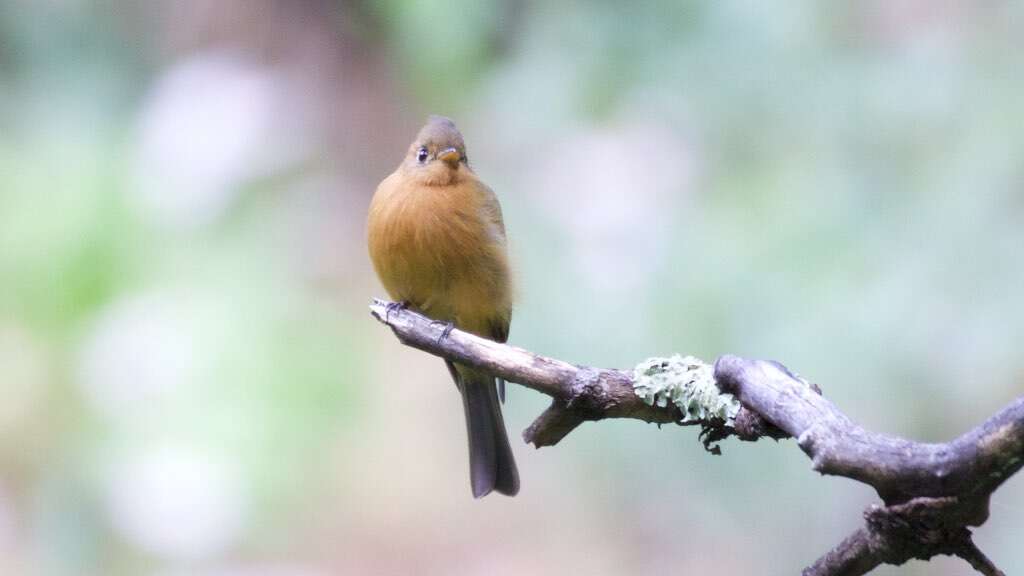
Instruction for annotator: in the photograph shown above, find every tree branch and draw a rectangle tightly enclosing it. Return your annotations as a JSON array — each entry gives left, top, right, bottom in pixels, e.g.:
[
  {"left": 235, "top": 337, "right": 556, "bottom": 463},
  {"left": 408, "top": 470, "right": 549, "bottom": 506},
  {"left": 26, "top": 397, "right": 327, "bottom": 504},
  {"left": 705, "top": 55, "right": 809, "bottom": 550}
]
[
  {"left": 714, "top": 356, "right": 1024, "bottom": 506},
  {"left": 369, "top": 299, "right": 682, "bottom": 447},
  {"left": 369, "top": 299, "right": 1023, "bottom": 575}
]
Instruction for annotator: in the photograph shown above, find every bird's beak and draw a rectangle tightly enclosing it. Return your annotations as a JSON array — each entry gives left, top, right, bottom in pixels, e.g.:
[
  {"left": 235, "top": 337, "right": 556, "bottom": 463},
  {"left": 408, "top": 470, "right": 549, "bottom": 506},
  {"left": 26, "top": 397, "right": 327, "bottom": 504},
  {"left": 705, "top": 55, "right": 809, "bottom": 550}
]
[{"left": 438, "top": 147, "right": 460, "bottom": 167}]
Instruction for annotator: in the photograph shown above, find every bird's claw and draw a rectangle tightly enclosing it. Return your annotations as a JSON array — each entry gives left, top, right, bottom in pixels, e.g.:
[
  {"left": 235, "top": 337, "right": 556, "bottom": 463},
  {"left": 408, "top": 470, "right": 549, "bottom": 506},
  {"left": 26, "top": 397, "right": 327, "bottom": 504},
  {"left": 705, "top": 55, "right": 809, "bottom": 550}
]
[
  {"left": 385, "top": 300, "right": 408, "bottom": 324},
  {"left": 432, "top": 320, "right": 455, "bottom": 344}
]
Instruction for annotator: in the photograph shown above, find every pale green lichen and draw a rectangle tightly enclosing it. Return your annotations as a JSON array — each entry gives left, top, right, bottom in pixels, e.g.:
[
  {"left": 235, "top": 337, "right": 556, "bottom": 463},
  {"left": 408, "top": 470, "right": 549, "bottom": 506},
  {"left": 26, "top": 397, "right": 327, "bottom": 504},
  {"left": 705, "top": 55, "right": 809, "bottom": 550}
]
[{"left": 632, "top": 355, "right": 740, "bottom": 424}]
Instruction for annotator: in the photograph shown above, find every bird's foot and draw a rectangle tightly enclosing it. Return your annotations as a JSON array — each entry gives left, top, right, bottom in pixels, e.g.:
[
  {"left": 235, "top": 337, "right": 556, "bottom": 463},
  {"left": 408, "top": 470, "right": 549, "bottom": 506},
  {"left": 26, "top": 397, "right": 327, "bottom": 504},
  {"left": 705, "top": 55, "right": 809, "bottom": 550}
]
[
  {"left": 385, "top": 300, "right": 408, "bottom": 323},
  {"left": 431, "top": 320, "right": 455, "bottom": 344}
]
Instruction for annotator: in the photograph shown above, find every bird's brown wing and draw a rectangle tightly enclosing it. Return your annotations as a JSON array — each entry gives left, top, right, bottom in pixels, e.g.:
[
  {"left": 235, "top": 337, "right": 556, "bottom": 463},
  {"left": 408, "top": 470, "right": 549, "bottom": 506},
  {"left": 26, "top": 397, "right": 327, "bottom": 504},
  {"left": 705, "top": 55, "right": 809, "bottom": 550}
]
[
  {"left": 488, "top": 317, "right": 509, "bottom": 344},
  {"left": 477, "top": 181, "right": 507, "bottom": 242},
  {"left": 477, "top": 181, "right": 512, "bottom": 400}
]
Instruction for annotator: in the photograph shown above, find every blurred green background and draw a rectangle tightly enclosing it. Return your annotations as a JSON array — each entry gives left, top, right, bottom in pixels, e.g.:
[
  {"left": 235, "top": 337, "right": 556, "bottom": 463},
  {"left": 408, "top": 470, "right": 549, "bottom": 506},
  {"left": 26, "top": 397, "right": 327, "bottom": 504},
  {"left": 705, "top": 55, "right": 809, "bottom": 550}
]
[{"left": 1, "top": 1, "right": 1022, "bottom": 575}]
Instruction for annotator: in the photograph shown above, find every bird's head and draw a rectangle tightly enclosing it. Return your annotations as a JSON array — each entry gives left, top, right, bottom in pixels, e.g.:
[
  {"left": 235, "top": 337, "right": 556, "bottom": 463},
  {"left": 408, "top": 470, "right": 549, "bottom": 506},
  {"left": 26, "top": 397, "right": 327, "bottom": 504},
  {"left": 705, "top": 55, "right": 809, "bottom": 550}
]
[{"left": 401, "top": 115, "right": 470, "bottom": 185}]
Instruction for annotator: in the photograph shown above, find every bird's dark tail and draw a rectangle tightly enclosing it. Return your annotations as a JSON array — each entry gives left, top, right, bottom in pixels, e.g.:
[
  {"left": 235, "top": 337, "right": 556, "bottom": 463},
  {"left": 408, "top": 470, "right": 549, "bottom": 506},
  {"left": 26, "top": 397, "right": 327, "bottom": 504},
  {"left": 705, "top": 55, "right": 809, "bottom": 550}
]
[{"left": 448, "top": 361, "right": 519, "bottom": 498}]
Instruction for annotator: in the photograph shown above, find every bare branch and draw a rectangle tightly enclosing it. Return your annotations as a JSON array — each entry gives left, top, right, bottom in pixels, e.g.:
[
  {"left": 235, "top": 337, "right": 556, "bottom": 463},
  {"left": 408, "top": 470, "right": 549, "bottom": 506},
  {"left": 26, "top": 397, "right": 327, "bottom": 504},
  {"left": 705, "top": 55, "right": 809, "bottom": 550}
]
[
  {"left": 522, "top": 399, "right": 585, "bottom": 447},
  {"left": 370, "top": 299, "right": 684, "bottom": 447},
  {"left": 802, "top": 527, "right": 885, "bottom": 576},
  {"left": 957, "top": 539, "right": 1007, "bottom": 576},
  {"left": 370, "top": 300, "right": 1022, "bottom": 575},
  {"left": 714, "top": 355, "right": 1024, "bottom": 507}
]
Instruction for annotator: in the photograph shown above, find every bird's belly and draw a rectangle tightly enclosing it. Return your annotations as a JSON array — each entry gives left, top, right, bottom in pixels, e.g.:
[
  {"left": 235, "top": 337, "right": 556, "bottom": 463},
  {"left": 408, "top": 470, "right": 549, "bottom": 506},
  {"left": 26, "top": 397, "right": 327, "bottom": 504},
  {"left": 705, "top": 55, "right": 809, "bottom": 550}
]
[{"left": 371, "top": 220, "right": 507, "bottom": 331}]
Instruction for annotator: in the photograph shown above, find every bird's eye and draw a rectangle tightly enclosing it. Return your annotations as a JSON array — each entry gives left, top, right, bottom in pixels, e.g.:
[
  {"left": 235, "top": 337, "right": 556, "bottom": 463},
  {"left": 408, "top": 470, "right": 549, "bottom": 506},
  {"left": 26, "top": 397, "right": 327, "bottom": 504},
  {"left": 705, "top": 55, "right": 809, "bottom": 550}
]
[{"left": 416, "top": 147, "right": 429, "bottom": 163}]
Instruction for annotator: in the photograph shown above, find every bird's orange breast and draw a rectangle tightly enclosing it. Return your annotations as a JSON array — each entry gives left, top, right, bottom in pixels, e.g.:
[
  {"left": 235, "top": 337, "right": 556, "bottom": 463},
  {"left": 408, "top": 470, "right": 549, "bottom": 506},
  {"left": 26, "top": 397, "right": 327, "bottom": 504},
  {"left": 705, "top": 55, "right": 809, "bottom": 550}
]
[{"left": 367, "top": 171, "right": 511, "bottom": 337}]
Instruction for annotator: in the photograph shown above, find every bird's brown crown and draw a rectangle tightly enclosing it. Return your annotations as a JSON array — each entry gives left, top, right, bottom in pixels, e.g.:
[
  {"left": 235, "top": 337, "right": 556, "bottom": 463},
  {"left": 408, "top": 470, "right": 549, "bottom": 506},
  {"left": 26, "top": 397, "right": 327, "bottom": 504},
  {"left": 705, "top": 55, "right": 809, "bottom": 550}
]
[{"left": 407, "top": 116, "right": 467, "bottom": 163}]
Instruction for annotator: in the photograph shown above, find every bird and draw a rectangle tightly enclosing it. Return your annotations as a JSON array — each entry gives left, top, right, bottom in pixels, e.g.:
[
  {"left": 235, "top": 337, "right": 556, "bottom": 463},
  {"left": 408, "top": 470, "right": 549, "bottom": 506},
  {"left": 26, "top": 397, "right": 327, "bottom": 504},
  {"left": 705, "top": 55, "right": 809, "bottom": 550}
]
[{"left": 367, "top": 115, "right": 519, "bottom": 498}]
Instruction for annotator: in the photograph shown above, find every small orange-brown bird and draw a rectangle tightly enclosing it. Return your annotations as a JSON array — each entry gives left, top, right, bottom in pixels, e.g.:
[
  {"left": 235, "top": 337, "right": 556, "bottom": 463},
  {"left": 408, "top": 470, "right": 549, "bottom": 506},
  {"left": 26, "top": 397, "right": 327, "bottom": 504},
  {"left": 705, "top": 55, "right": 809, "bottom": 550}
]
[{"left": 367, "top": 116, "right": 519, "bottom": 498}]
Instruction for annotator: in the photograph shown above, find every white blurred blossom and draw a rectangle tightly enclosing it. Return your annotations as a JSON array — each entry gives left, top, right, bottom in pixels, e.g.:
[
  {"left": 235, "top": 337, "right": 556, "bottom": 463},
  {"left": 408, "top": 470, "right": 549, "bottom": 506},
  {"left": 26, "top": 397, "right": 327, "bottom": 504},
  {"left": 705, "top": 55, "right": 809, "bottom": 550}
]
[
  {"left": 76, "top": 292, "right": 200, "bottom": 419},
  {"left": 133, "top": 51, "right": 307, "bottom": 229},
  {"left": 107, "top": 446, "right": 246, "bottom": 561},
  {"left": 531, "top": 121, "right": 694, "bottom": 294}
]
